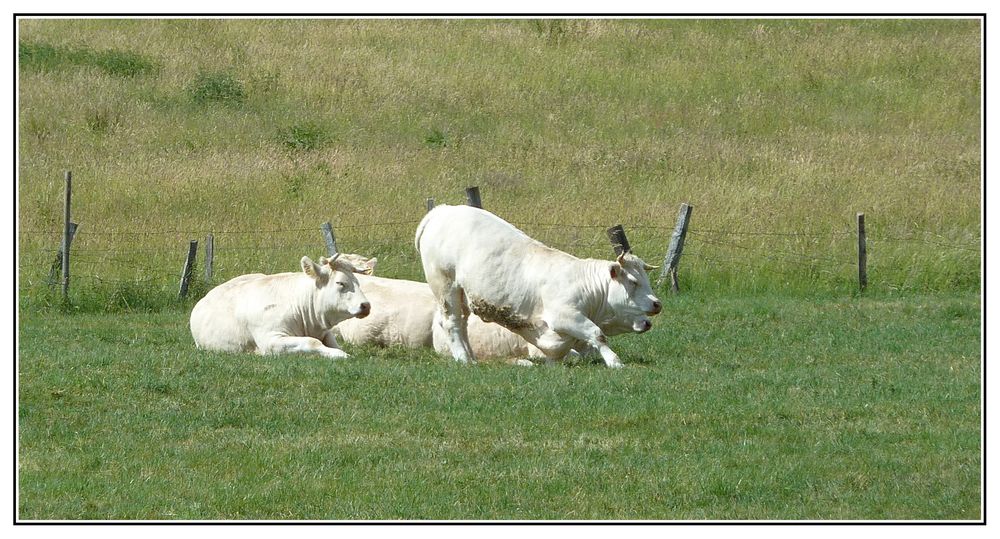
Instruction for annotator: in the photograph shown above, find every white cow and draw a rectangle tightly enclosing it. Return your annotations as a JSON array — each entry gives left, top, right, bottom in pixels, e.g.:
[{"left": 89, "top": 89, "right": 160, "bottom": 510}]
[
  {"left": 416, "top": 205, "right": 662, "bottom": 368},
  {"left": 333, "top": 272, "right": 547, "bottom": 363},
  {"left": 190, "top": 253, "right": 376, "bottom": 359}
]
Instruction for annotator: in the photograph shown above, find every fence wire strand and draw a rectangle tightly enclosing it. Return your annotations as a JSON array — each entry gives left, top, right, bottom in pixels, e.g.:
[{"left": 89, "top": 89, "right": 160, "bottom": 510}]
[
  {"left": 20, "top": 213, "right": 980, "bottom": 296},
  {"left": 688, "top": 233, "right": 856, "bottom": 267}
]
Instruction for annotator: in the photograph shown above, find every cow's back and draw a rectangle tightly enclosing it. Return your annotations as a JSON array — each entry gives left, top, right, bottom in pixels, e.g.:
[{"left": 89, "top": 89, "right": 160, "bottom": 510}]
[
  {"left": 190, "top": 274, "right": 264, "bottom": 352},
  {"left": 417, "top": 205, "right": 537, "bottom": 272}
]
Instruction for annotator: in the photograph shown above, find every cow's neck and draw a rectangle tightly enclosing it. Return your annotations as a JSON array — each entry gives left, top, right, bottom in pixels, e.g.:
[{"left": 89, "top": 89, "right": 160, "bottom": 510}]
[
  {"left": 299, "top": 283, "right": 334, "bottom": 332},
  {"left": 578, "top": 259, "right": 615, "bottom": 325}
]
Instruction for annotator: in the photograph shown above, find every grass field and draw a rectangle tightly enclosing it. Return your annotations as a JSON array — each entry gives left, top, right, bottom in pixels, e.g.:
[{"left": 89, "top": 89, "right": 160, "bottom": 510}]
[
  {"left": 18, "top": 293, "right": 980, "bottom": 520},
  {"left": 16, "top": 18, "right": 982, "bottom": 521}
]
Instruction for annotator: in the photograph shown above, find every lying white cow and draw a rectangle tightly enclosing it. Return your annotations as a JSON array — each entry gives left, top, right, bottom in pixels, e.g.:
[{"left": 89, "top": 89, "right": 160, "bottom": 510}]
[
  {"left": 333, "top": 272, "right": 546, "bottom": 362},
  {"left": 333, "top": 274, "right": 435, "bottom": 349},
  {"left": 416, "top": 205, "right": 662, "bottom": 368},
  {"left": 190, "top": 253, "right": 376, "bottom": 359}
]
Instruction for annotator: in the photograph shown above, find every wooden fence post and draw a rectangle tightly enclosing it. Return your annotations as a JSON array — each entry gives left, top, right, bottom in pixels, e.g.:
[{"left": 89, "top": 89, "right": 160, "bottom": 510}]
[
  {"left": 426, "top": 197, "right": 435, "bottom": 212},
  {"left": 657, "top": 202, "right": 693, "bottom": 292},
  {"left": 179, "top": 240, "right": 198, "bottom": 299},
  {"left": 204, "top": 233, "right": 214, "bottom": 283},
  {"left": 321, "top": 221, "right": 338, "bottom": 256},
  {"left": 606, "top": 224, "right": 631, "bottom": 256},
  {"left": 61, "top": 171, "right": 72, "bottom": 302},
  {"left": 858, "top": 212, "right": 867, "bottom": 293},
  {"left": 465, "top": 186, "right": 482, "bottom": 209},
  {"left": 48, "top": 221, "right": 78, "bottom": 287}
]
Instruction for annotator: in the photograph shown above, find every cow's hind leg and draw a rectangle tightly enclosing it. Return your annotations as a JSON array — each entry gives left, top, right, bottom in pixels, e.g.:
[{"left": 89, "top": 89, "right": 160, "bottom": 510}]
[{"left": 436, "top": 286, "right": 476, "bottom": 364}]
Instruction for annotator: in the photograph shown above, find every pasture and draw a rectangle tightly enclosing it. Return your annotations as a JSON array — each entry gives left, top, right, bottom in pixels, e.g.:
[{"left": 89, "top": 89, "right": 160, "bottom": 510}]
[
  {"left": 18, "top": 294, "right": 981, "bottom": 520},
  {"left": 16, "top": 18, "right": 981, "bottom": 520}
]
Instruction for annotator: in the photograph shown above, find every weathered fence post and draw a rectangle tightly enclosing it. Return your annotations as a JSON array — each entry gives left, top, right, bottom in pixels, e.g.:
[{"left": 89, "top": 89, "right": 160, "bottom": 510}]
[
  {"left": 606, "top": 224, "right": 631, "bottom": 256},
  {"left": 61, "top": 171, "right": 72, "bottom": 302},
  {"left": 658, "top": 202, "right": 693, "bottom": 292},
  {"left": 321, "top": 221, "right": 338, "bottom": 256},
  {"left": 426, "top": 197, "right": 435, "bottom": 212},
  {"left": 48, "top": 221, "right": 78, "bottom": 287},
  {"left": 204, "top": 233, "right": 214, "bottom": 283},
  {"left": 179, "top": 240, "right": 198, "bottom": 299},
  {"left": 465, "top": 186, "right": 482, "bottom": 209},
  {"left": 857, "top": 212, "right": 867, "bottom": 293}
]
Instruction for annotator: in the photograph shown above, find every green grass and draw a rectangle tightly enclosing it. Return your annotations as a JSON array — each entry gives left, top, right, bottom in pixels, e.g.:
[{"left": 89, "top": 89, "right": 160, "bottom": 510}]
[
  {"left": 19, "top": 41, "right": 159, "bottom": 78},
  {"left": 16, "top": 18, "right": 981, "bottom": 311},
  {"left": 18, "top": 293, "right": 980, "bottom": 520}
]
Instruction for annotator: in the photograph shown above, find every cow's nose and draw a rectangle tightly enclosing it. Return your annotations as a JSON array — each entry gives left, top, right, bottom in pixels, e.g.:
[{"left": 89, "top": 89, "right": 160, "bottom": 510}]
[
  {"left": 357, "top": 302, "right": 371, "bottom": 318},
  {"left": 649, "top": 300, "right": 662, "bottom": 315}
]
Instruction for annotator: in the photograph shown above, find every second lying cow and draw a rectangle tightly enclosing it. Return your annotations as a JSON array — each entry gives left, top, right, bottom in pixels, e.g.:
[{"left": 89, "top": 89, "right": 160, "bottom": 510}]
[{"left": 332, "top": 272, "right": 545, "bottom": 362}]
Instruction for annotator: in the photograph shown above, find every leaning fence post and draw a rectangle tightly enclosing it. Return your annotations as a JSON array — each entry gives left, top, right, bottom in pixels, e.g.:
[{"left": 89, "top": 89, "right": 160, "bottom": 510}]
[
  {"left": 48, "top": 221, "right": 78, "bottom": 287},
  {"left": 204, "top": 233, "right": 214, "bottom": 283},
  {"left": 61, "top": 171, "right": 72, "bottom": 302},
  {"left": 321, "top": 221, "right": 338, "bottom": 256},
  {"left": 606, "top": 224, "right": 631, "bottom": 256},
  {"left": 179, "top": 240, "right": 198, "bottom": 299},
  {"left": 465, "top": 186, "right": 482, "bottom": 209},
  {"left": 658, "top": 202, "right": 693, "bottom": 292},
  {"left": 426, "top": 197, "right": 435, "bottom": 212},
  {"left": 857, "top": 212, "right": 867, "bottom": 293}
]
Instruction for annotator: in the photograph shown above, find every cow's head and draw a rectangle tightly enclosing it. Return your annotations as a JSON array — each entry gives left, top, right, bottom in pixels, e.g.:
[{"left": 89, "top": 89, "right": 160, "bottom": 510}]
[
  {"left": 605, "top": 252, "right": 662, "bottom": 334},
  {"left": 300, "top": 253, "right": 377, "bottom": 322}
]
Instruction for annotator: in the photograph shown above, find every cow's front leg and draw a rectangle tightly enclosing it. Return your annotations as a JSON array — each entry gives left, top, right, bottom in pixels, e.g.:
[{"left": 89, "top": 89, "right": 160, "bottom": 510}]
[
  {"left": 546, "top": 312, "right": 623, "bottom": 368},
  {"left": 258, "top": 334, "right": 349, "bottom": 359}
]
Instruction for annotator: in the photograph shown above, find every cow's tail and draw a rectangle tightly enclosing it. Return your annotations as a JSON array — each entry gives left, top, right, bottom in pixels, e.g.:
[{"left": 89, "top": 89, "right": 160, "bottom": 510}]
[{"left": 414, "top": 207, "right": 435, "bottom": 252}]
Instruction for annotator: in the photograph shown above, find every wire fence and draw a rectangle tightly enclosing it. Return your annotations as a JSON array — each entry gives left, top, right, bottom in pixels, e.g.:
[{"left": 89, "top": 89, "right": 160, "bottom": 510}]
[{"left": 19, "top": 201, "right": 982, "bottom": 309}]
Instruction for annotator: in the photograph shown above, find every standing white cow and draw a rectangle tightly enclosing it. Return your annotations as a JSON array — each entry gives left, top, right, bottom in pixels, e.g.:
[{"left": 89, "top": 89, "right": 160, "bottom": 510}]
[
  {"left": 415, "top": 205, "right": 662, "bottom": 368},
  {"left": 190, "top": 253, "right": 375, "bottom": 359}
]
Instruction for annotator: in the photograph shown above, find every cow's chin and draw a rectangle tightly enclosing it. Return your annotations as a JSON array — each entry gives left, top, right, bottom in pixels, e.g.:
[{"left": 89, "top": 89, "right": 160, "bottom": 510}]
[
  {"left": 632, "top": 318, "right": 652, "bottom": 333},
  {"left": 352, "top": 309, "right": 370, "bottom": 319}
]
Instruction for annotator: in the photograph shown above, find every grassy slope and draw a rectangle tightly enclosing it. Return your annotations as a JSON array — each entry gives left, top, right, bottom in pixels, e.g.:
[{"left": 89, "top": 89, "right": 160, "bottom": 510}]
[
  {"left": 18, "top": 294, "right": 980, "bottom": 520},
  {"left": 17, "top": 19, "right": 981, "bottom": 303}
]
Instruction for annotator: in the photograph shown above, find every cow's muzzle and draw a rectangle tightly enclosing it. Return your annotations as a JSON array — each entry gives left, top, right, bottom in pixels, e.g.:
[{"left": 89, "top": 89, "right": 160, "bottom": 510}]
[
  {"left": 633, "top": 318, "right": 652, "bottom": 333},
  {"left": 354, "top": 302, "right": 371, "bottom": 319},
  {"left": 647, "top": 300, "right": 662, "bottom": 316}
]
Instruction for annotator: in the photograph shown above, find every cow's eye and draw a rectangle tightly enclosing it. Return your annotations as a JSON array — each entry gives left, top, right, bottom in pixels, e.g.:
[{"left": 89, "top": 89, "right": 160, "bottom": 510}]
[{"left": 335, "top": 281, "right": 347, "bottom": 289}]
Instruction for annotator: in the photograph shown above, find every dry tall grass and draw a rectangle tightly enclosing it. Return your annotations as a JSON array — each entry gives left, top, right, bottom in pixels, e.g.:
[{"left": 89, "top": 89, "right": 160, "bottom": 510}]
[{"left": 17, "top": 18, "right": 982, "bottom": 307}]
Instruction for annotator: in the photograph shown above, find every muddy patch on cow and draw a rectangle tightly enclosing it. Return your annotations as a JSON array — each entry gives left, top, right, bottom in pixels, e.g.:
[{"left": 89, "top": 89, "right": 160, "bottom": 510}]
[{"left": 471, "top": 299, "right": 532, "bottom": 330}]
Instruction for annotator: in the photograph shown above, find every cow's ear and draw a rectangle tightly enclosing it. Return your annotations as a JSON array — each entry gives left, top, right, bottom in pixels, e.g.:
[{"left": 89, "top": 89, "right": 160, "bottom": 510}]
[
  {"left": 361, "top": 257, "right": 377, "bottom": 275},
  {"left": 301, "top": 256, "right": 322, "bottom": 279},
  {"left": 609, "top": 263, "right": 620, "bottom": 280}
]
